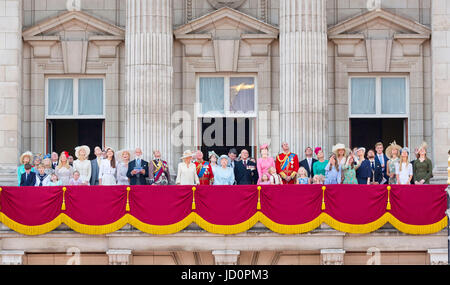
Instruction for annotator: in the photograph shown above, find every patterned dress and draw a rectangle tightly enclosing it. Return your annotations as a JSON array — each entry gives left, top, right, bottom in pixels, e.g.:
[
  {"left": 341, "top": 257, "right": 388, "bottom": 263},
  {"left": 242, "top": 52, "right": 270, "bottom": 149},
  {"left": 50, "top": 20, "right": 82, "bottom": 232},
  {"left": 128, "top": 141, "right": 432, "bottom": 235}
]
[
  {"left": 342, "top": 165, "right": 358, "bottom": 184},
  {"left": 387, "top": 157, "right": 399, "bottom": 185}
]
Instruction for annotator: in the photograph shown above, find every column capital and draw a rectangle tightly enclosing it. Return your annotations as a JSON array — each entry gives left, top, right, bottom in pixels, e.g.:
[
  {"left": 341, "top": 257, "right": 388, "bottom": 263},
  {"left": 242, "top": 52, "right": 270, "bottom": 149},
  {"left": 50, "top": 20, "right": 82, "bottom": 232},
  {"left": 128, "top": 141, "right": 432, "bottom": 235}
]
[
  {"left": 106, "top": 249, "right": 132, "bottom": 265},
  {"left": 212, "top": 250, "right": 240, "bottom": 265},
  {"left": 0, "top": 250, "right": 25, "bottom": 265},
  {"left": 320, "top": 249, "right": 345, "bottom": 265}
]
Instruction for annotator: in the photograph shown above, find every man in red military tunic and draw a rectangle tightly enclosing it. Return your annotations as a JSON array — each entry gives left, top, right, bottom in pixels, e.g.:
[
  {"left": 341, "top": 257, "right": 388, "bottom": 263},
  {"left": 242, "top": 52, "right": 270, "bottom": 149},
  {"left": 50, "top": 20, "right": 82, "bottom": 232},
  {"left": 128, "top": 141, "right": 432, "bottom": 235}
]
[
  {"left": 276, "top": 142, "right": 300, "bottom": 184},
  {"left": 194, "top": 150, "right": 214, "bottom": 185}
]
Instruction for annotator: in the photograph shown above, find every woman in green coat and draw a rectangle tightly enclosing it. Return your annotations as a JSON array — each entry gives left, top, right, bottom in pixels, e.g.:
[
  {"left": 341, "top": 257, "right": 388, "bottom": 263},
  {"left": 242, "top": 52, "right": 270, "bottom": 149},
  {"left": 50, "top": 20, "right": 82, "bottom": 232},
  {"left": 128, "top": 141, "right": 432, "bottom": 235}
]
[{"left": 413, "top": 142, "right": 433, "bottom": 184}]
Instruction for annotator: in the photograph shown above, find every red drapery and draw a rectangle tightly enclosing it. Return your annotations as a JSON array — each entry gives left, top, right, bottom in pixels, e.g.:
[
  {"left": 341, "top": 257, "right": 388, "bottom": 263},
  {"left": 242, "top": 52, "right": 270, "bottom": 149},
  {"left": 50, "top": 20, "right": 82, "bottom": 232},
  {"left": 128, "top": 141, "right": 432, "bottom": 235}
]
[{"left": 0, "top": 184, "right": 447, "bottom": 235}]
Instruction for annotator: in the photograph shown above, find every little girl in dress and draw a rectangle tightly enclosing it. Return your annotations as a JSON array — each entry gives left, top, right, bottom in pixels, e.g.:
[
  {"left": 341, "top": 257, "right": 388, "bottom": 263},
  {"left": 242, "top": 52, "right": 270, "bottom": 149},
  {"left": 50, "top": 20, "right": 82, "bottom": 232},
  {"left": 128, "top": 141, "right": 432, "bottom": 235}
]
[
  {"left": 296, "top": 167, "right": 310, "bottom": 184},
  {"left": 268, "top": 167, "right": 282, "bottom": 185},
  {"left": 69, "top": 171, "right": 84, "bottom": 186},
  {"left": 259, "top": 174, "right": 272, "bottom": 185},
  {"left": 48, "top": 174, "right": 62, "bottom": 186}
]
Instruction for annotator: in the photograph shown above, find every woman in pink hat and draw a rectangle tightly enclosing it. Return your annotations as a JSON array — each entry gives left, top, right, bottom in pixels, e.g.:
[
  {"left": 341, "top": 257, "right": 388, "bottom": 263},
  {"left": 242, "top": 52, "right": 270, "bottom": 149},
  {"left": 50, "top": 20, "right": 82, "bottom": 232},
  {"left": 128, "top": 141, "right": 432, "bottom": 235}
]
[{"left": 257, "top": 144, "right": 275, "bottom": 184}]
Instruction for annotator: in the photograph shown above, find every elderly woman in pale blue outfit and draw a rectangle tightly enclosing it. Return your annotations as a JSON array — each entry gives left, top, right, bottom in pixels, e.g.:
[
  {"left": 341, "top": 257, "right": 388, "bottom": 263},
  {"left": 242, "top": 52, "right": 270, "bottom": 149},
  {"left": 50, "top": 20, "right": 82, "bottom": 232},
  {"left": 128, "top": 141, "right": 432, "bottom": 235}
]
[
  {"left": 213, "top": 155, "right": 235, "bottom": 185},
  {"left": 324, "top": 154, "right": 342, "bottom": 185}
]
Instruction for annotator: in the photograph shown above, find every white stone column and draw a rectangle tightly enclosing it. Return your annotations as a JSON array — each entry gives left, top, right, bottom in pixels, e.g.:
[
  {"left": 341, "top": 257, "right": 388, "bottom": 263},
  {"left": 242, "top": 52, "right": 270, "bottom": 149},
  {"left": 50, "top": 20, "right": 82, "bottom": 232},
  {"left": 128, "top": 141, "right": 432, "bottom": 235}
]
[
  {"left": 212, "top": 250, "right": 240, "bottom": 265},
  {"left": 431, "top": 0, "right": 450, "bottom": 181},
  {"left": 428, "top": 249, "right": 448, "bottom": 265},
  {"left": 0, "top": 250, "right": 25, "bottom": 265},
  {"left": 320, "top": 249, "right": 345, "bottom": 265},
  {"left": 125, "top": 0, "right": 173, "bottom": 163},
  {"left": 0, "top": 0, "right": 22, "bottom": 186},
  {"left": 106, "top": 249, "right": 132, "bottom": 265},
  {"left": 279, "top": 0, "right": 328, "bottom": 154}
]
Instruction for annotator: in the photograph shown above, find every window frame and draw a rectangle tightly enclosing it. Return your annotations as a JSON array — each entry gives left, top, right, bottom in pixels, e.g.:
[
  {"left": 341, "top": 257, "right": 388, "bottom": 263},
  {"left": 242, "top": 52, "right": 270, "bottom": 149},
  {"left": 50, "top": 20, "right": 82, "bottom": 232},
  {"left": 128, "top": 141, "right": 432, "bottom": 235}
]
[
  {"left": 348, "top": 75, "right": 409, "bottom": 119},
  {"left": 45, "top": 75, "right": 106, "bottom": 119},
  {"left": 196, "top": 73, "right": 258, "bottom": 118}
]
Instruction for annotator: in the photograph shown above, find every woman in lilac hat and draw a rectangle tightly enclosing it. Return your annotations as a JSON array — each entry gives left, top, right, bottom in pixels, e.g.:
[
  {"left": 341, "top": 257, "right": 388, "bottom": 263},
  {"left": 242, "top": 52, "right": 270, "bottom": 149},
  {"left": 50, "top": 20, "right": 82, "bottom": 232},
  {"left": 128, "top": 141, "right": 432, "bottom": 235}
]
[{"left": 256, "top": 143, "right": 275, "bottom": 184}]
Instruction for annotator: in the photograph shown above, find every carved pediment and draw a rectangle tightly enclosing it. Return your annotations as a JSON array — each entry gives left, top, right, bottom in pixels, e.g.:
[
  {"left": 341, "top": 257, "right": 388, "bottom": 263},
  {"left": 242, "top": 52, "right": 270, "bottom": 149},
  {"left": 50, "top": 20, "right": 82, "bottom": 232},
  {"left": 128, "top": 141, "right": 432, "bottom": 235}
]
[
  {"left": 174, "top": 7, "right": 279, "bottom": 38},
  {"left": 328, "top": 8, "right": 430, "bottom": 37},
  {"left": 328, "top": 9, "right": 431, "bottom": 71},
  {"left": 23, "top": 11, "right": 124, "bottom": 39},
  {"left": 174, "top": 7, "right": 278, "bottom": 71},
  {"left": 23, "top": 11, "right": 124, "bottom": 73}
]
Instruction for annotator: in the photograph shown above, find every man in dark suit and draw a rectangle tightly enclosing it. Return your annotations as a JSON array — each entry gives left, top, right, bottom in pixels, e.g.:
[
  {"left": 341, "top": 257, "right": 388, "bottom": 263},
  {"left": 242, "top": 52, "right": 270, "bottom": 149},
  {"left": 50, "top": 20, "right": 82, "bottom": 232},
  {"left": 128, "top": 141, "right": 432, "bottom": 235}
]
[
  {"left": 20, "top": 164, "right": 36, "bottom": 187},
  {"left": 127, "top": 148, "right": 149, "bottom": 185},
  {"left": 374, "top": 142, "right": 389, "bottom": 184},
  {"left": 90, "top": 146, "right": 103, "bottom": 186},
  {"left": 51, "top": 152, "right": 59, "bottom": 169},
  {"left": 367, "top": 149, "right": 383, "bottom": 184},
  {"left": 234, "top": 149, "right": 258, "bottom": 185},
  {"left": 299, "top": 147, "right": 317, "bottom": 178}
]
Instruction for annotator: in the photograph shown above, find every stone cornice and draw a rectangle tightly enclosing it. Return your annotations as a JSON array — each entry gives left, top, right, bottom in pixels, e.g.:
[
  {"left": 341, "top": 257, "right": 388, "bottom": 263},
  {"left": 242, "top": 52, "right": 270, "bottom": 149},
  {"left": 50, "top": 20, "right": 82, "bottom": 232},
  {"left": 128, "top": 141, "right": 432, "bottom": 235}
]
[
  {"left": 328, "top": 8, "right": 431, "bottom": 37},
  {"left": 174, "top": 6, "right": 279, "bottom": 37},
  {"left": 22, "top": 10, "right": 125, "bottom": 38}
]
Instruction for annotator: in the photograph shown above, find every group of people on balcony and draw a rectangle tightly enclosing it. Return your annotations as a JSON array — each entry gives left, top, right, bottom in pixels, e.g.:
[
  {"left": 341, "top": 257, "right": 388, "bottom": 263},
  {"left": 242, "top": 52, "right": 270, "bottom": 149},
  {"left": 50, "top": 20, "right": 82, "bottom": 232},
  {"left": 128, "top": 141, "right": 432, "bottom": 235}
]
[{"left": 17, "top": 140, "right": 433, "bottom": 187}]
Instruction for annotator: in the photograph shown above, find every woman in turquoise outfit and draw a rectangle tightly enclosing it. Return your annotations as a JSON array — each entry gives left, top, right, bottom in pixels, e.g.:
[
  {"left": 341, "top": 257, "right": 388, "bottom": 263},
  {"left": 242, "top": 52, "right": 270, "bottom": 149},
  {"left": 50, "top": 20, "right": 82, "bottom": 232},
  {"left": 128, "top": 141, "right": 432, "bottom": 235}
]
[
  {"left": 342, "top": 155, "right": 358, "bottom": 184},
  {"left": 17, "top": 151, "right": 34, "bottom": 186},
  {"left": 312, "top": 147, "right": 328, "bottom": 178}
]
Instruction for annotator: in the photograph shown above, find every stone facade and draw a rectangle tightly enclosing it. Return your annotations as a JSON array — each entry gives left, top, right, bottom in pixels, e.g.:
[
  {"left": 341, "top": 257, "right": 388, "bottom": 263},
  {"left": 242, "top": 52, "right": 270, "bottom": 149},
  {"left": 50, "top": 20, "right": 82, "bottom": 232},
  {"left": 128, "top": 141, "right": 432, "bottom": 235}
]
[
  {"left": 0, "top": 0, "right": 449, "bottom": 265},
  {"left": 0, "top": 0, "right": 445, "bottom": 181}
]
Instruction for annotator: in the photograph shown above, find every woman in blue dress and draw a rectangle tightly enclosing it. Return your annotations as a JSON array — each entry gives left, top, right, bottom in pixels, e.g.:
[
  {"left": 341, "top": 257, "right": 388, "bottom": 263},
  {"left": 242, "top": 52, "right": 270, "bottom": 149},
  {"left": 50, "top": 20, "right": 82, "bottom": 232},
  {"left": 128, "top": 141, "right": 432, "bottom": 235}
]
[
  {"left": 355, "top": 147, "right": 372, "bottom": 185},
  {"left": 213, "top": 155, "right": 235, "bottom": 185},
  {"left": 324, "top": 154, "right": 342, "bottom": 185}
]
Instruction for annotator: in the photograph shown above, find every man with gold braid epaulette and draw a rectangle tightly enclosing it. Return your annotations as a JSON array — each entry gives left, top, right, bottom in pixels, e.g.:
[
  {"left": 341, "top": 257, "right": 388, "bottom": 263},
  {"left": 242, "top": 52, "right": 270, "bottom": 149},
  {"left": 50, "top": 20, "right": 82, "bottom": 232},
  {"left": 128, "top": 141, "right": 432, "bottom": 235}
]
[
  {"left": 194, "top": 150, "right": 214, "bottom": 185},
  {"left": 275, "top": 142, "right": 300, "bottom": 185},
  {"left": 149, "top": 150, "right": 171, "bottom": 185}
]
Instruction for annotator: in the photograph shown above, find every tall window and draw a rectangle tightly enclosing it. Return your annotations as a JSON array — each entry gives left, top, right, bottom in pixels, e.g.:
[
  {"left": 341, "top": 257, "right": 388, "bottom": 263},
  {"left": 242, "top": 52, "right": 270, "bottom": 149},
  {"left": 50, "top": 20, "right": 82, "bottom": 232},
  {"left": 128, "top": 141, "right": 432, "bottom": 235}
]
[
  {"left": 197, "top": 75, "right": 257, "bottom": 117},
  {"left": 349, "top": 76, "right": 408, "bottom": 117},
  {"left": 46, "top": 77, "right": 105, "bottom": 118}
]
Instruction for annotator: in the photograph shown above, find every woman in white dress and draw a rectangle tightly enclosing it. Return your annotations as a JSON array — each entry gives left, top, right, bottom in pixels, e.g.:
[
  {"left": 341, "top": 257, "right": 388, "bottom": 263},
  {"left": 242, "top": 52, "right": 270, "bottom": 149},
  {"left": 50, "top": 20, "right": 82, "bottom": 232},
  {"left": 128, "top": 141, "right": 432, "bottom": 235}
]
[
  {"left": 99, "top": 147, "right": 117, "bottom": 185},
  {"left": 116, "top": 150, "right": 132, "bottom": 185},
  {"left": 175, "top": 150, "right": 199, "bottom": 186},
  {"left": 395, "top": 147, "right": 413, "bottom": 185},
  {"left": 332, "top": 143, "right": 351, "bottom": 169},
  {"left": 55, "top": 152, "right": 74, "bottom": 185},
  {"left": 73, "top": 145, "right": 91, "bottom": 185}
]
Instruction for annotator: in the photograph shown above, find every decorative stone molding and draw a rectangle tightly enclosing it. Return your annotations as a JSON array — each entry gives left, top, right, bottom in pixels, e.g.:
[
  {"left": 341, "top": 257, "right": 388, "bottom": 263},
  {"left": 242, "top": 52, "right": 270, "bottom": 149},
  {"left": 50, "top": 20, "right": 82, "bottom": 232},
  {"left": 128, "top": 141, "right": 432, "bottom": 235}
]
[
  {"left": 329, "top": 35, "right": 364, "bottom": 57},
  {"left": 207, "top": 0, "right": 246, "bottom": 9},
  {"left": 328, "top": 8, "right": 431, "bottom": 72},
  {"left": 22, "top": 11, "right": 125, "bottom": 74},
  {"left": 427, "top": 249, "right": 448, "bottom": 265},
  {"left": 320, "top": 249, "right": 345, "bottom": 265},
  {"left": 212, "top": 250, "right": 240, "bottom": 265},
  {"left": 241, "top": 34, "right": 277, "bottom": 56},
  {"left": 106, "top": 249, "right": 132, "bottom": 265},
  {"left": 0, "top": 250, "right": 25, "bottom": 265}
]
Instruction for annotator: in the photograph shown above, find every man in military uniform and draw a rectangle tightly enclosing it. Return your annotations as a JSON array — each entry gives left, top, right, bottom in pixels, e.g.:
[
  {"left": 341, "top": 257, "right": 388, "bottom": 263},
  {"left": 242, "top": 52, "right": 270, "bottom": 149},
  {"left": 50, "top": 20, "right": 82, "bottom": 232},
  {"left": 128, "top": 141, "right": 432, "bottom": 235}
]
[
  {"left": 149, "top": 150, "right": 171, "bottom": 185},
  {"left": 194, "top": 150, "right": 214, "bottom": 185},
  {"left": 276, "top": 142, "right": 299, "bottom": 184}
]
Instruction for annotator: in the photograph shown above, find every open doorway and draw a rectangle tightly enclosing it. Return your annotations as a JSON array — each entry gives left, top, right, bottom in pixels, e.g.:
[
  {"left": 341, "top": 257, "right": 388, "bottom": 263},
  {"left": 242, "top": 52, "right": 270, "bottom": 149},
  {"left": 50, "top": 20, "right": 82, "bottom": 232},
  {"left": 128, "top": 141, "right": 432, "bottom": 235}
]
[
  {"left": 47, "top": 119, "right": 104, "bottom": 160},
  {"left": 200, "top": 118, "right": 254, "bottom": 158},
  {"left": 350, "top": 118, "right": 406, "bottom": 151}
]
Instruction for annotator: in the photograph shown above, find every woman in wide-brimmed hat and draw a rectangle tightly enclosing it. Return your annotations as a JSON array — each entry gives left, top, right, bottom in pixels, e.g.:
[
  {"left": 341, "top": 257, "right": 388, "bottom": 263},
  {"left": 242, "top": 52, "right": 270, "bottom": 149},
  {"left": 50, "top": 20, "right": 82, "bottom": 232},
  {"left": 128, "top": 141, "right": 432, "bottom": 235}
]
[
  {"left": 116, "top": 149, "right": 133, "bottom": 185},
  {"left": 73, "top": 145, "right": 91, "bottom": 185},
  {"left": 332, "top": 143, "right": 351, "bottom": 167},
  {"left": 385, "top": 141, "right": 402, "bottom": 184},
  {"left": 17, "top": 151, "right": 34, "bottom": 186},
  {"left": 176, "top": 150, "right": 199, "bottom": 185}
]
